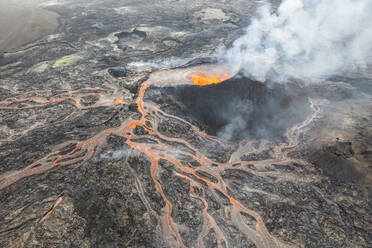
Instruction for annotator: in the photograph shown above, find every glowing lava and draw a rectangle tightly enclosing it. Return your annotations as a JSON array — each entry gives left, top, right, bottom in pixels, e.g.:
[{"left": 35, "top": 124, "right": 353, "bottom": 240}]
[
  {"left": 114, "top": 99, "right": 126, "bottom": 105},
  {"left": 190, "top": 72, "right": 230, "bottom": 86},
  {"left": 0, "top": 64, "right": 321, "bottom": 248}
]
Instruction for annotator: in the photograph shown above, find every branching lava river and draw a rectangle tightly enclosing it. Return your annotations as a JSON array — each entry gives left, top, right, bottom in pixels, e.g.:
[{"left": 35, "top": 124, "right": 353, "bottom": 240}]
[{"left": 0, "top": 64, "right": 322, "bottom": 248}]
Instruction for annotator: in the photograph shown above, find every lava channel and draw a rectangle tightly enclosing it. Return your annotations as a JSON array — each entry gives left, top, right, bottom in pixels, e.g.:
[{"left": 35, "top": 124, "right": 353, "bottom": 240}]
[{"left": 0, "top": 63, "right": 321, "bottom": 248}]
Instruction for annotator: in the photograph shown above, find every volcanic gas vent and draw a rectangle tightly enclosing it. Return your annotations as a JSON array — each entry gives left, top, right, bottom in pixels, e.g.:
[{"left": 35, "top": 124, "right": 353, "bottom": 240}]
[{"left": 149, "top": 76, "right": 312, "bottom": 141}]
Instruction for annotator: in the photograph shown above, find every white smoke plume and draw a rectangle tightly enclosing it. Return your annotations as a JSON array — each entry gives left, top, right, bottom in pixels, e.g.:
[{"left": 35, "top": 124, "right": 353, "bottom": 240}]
[{"left": 218, "top": 0, "right": 372, "bottom": 82}]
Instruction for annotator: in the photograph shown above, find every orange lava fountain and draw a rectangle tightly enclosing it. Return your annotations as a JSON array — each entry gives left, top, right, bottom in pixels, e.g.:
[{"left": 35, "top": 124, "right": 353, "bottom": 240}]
[{"left": 190, "top": 72, "right": 231, "bottom": 86}]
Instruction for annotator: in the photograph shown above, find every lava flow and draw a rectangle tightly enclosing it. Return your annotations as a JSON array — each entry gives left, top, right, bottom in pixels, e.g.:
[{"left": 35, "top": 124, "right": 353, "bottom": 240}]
[
  {"left": 0, "top": 64, "right": 322, "bottom": 248},
  {"left": 190, "top": 72, "right": 231, "bottom": 86}
]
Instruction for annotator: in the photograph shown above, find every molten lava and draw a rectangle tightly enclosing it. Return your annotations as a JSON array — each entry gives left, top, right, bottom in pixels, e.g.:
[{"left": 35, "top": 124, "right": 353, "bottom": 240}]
[
  {"left": 190, "top": 72, "right": 230, "bottom": 86},
  {"left": 0, "top": 64, "right": 321, "bottom": 248},
  {"left": 114, "top": 99, "right": 126, "bottom": 105}
]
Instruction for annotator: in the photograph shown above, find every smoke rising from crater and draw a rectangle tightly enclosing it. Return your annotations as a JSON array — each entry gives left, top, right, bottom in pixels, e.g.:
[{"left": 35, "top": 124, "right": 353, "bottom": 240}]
[{"left": 218, "top": 0, "right": 372, "bottom": 82}]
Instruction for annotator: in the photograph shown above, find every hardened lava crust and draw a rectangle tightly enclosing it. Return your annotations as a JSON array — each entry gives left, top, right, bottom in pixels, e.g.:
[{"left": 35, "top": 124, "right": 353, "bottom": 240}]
[{"left": 0, "top": 1, "right": 371, "bottom": 248}]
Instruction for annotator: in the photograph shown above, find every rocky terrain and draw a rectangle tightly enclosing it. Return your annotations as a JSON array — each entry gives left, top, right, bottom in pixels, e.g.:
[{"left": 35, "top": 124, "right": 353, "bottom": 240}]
[{"left": 0, "top": 0, "right": 371, "bottom": 247}]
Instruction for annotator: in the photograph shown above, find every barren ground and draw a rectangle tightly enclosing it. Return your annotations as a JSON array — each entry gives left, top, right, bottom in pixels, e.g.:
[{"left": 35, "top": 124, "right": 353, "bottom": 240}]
[{"left": 0, "top": 1, "right": 371, "bottom": 248}]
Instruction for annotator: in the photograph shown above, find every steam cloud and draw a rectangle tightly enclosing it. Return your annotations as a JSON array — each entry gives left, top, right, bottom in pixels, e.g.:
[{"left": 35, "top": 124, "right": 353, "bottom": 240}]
[{"left": 218, "top": 0, "right": 372, "bottom": 82}]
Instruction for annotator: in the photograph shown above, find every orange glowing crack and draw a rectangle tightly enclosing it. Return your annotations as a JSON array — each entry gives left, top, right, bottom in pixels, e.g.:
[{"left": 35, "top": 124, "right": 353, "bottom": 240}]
[
  {"left": 115, "top": 99, "right": 127, "bottom": 105},
  {"left": 190, "top": 72, "right": 230, "bottom": 86},
  {"left": 38, "top": 192, "right": 66, "bottom": 223}
]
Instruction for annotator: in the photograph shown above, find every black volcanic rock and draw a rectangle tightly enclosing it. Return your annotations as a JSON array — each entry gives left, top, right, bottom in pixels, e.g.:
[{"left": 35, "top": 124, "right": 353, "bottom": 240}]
[
  {"left": 108, "top": 66, "right": 127, "bottom": 77},
  {"left": 329, "top": 140, "right": 354, "bottom": 158}
]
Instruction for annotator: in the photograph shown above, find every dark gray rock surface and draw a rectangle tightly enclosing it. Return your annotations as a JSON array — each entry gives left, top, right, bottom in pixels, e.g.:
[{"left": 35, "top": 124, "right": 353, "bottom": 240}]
[
  {"left": 0, "top": 1, "right": 371, "bottom": 248},
  {"left": 109, "top": 66, "right": 127, "bottom": 78}
]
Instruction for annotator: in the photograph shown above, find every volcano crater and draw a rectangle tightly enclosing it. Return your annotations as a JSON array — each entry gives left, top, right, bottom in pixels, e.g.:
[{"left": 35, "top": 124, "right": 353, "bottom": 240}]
[{"left": 149, "top": 75, "right": 312, "bottom": 142}]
